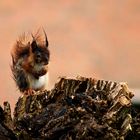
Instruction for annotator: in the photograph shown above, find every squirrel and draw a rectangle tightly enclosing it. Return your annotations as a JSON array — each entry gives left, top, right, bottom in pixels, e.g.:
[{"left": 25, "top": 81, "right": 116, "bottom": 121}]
[{"left": 11, "top": 29, "right": 50, "bottom": 95}]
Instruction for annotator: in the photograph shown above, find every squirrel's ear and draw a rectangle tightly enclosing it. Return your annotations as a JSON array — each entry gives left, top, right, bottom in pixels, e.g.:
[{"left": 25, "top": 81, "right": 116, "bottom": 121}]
[
  {"left": 31, "top": 40, "right": 38, "bottom": 52},
  {"left": 43, "top": 29, "right": 49, "bottom": 47},
  {"left": 31, "top": 34, "right": 38, "bottom": 52}
]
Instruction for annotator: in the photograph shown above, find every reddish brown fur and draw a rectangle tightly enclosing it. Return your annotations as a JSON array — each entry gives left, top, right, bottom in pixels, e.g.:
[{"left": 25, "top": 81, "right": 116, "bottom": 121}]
[
  {"left": 11, "top": 29, "right": 49, "bottom": 63},
  {"left": 11, "top": 30, "right": 49, "bottom": 73},
  {"left": 11, "top": 29, "right": 50, "bottom": 93}
]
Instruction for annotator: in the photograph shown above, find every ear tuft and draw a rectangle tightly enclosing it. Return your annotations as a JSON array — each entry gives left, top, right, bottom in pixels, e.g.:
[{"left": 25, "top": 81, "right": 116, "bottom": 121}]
[{"left": 42, "top": 28, "right": 49, "bottom": 47}]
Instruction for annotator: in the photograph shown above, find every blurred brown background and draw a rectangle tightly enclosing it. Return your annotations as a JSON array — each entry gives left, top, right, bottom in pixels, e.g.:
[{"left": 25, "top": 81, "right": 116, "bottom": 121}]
[{"left": 0, "top": 0, "right": 140, "bottom": 112}]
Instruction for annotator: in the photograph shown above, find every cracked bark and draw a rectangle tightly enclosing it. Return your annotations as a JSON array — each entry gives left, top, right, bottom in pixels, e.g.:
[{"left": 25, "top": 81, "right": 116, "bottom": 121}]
[{"left": 0, "top": 77, "right": 139, "bottom": 140}]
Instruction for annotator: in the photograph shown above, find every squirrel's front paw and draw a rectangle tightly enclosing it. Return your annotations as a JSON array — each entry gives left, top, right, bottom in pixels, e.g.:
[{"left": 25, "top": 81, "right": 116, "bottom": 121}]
[
  {"left": 32, "top": 69, "right": 47, "bottom": 79},
  {"left": 37, "top": 69, "right": 47, "bottom": 77}
]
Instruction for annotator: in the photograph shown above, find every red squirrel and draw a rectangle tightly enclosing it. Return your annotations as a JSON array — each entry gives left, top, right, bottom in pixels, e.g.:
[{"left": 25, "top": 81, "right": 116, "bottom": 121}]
[{"left": 11, "top": 29, "right": 50, "bottom": 95}]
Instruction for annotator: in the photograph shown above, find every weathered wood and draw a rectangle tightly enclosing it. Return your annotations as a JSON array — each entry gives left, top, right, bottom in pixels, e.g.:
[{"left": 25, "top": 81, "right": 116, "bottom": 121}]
[
  {"left": 13, "top": 77, "right": 134, "bottom": 139},
  {"left": 0, "top": 104, "right": 17, "bottom": 140},
  {"left": 0, "top": 77, "right": 140, "bottom": 139}
]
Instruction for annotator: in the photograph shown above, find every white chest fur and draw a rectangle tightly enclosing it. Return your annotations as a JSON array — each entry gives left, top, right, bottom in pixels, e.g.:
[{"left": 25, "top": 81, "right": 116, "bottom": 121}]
[{"left": 28, "top": 73, "right": 48, "bottom": 90}]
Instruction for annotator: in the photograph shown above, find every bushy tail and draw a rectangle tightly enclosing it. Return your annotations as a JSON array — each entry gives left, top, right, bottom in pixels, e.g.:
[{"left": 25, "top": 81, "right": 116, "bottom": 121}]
[{"left": 11, "top": 58, "right": 28, "bottom": 92}]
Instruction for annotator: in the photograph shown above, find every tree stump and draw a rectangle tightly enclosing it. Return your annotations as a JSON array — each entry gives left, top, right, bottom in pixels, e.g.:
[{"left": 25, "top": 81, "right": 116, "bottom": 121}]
[
  {"left": 0, "top": 77, "right": 139, "bottom": 140},
  {"left": 13, "top": 77, "right": 134, "bottom": 139}
]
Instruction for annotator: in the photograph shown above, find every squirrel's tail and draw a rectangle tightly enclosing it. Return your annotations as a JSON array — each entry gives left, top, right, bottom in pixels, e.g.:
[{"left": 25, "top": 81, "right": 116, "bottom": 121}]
[{"left": 11, "top": 58, "right": 29, "bottom": 92}]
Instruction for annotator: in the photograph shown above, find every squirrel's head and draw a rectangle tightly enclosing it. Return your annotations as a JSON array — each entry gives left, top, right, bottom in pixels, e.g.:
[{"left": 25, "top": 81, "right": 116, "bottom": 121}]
[{"left": 30, "top": 30, "right": 50, "bottom": 65}]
